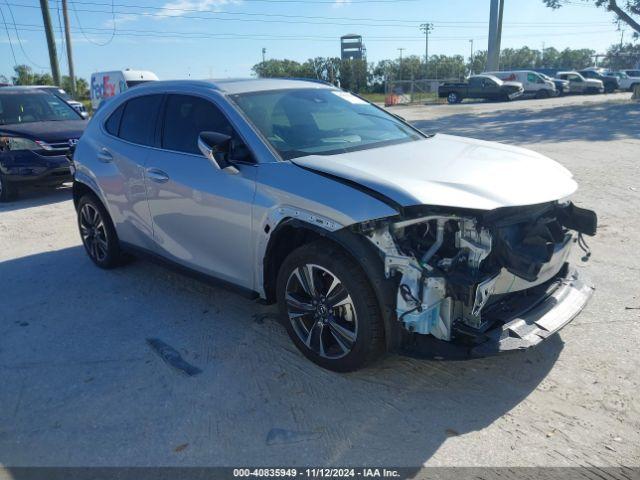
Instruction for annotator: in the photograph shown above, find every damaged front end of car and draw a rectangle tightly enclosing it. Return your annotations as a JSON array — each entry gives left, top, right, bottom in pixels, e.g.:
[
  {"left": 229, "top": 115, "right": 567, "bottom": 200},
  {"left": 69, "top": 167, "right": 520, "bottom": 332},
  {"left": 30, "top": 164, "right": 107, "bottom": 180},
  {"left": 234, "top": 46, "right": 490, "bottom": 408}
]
[{"left": 358, "top": 201, "right": 597, "bottom": 358}]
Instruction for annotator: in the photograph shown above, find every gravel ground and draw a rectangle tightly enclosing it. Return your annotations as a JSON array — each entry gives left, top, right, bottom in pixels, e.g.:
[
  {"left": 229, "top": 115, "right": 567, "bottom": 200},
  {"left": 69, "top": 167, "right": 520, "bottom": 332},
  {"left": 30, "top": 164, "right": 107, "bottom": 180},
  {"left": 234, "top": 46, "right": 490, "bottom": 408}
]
[{"left": 0, "top": 92, "right": 639, "bottom": 470}]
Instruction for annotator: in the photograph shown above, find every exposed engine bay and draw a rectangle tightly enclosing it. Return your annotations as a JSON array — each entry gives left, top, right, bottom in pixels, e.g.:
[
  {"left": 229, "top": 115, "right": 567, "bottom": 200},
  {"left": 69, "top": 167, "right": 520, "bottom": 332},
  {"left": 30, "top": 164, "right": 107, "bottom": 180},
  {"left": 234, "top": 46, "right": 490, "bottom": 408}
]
[{"left": 361, "top": 201, "right": 597, "bottom": 345}]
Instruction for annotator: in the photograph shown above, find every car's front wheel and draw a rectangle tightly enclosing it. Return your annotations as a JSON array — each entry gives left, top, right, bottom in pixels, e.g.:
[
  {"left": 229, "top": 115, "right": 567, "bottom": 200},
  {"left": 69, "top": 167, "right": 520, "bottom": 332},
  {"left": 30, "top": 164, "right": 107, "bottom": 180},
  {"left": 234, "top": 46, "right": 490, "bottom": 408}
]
[
  {"left": 447, "top": 92, "right": 460, "bottom": 104},
  {"left": 77, "top": 194, "right": 124, "bottom": 269},
  {"left": 277, "top": 241, "right": 385, "bottom": 372}
]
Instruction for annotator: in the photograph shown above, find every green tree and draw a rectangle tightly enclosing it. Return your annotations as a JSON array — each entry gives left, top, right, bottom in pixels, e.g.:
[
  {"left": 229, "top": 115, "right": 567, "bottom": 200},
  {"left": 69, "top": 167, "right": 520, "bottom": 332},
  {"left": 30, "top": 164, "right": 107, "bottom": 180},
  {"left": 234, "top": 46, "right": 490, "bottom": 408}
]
[
  {"left": 12, "top": 65, "right": 53, "bottom": 86},
  {"left": 60, "top": 76, "right": 89, "bottom": 99},
  {"left": 603, "top": 42, "right": 640, "bottom": 68},
  {"left": 252, "top": 59, "right": 305, "bottom": 78},
  {"left": 543, "top": 0, "right": 640, "bottom": 36},
  {"left": 499, "top": 47, "right": 540, "bottom": 70},
  {"left": 428, "top": 54, "right": 466, "bottom": 80},
  {"left": 340, "top": 59, "right": 368, "bottom": 92},
  {"left": 468, "top": 50, "right": 487, "bottom": 74}
]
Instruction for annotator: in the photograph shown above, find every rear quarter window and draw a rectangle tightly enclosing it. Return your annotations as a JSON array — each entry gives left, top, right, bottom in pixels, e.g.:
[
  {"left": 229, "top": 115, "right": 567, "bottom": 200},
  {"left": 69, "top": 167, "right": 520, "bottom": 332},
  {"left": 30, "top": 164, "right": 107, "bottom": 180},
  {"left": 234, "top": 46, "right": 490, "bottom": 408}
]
[{"left": 104, "top": 103, "right": 125, "bottom": 136}]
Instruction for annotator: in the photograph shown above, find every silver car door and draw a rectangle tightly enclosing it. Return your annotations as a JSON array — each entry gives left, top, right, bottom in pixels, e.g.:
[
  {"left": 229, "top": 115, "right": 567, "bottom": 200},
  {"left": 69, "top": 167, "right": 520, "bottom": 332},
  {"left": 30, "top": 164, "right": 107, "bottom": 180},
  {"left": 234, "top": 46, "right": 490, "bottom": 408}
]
[
  {"left": 144, "top": 93, "right": 257, "bottom": 289},
  {"left": 96, "top": 94, "right": 162, "bottom": 250}
]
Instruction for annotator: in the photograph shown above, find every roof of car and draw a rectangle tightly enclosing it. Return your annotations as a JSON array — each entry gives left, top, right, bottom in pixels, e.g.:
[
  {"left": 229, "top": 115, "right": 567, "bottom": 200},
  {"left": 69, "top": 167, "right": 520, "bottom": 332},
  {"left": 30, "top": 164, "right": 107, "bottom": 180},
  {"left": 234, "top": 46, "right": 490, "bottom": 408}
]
[
  {"left": 0, "top": 86, "right": 56, "bottom": 95},
  {"left": 130, "top": 78, "right": 336, "bottom": 95}
]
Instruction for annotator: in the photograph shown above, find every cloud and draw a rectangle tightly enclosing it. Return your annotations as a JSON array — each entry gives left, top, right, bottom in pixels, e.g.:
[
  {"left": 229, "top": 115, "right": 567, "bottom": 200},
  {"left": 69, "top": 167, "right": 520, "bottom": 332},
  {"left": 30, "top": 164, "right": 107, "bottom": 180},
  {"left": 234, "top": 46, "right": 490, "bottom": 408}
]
[
  {"left": 333, "top": 0, "right": 352, "bottom": 7},
  {"left": 102, "top": 0, "right": 239, "bottom": 27},
  {"left": 157, "top": 0, "right": 240, "bottom": 18}
]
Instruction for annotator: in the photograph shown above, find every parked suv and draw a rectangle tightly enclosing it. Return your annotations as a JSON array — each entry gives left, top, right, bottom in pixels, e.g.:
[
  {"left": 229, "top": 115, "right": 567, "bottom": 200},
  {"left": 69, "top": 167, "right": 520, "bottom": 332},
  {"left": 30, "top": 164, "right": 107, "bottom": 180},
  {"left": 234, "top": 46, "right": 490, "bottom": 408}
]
[
  {"left": 0, "top": 87, "right": 87, "bottom": 201},
  {"left": 606, "top": 71, "right": 640, "bottom": 92},
  {"left": 578, "top": 69, "right": 619, "bottom": 93},
  {"left": 556, "top": 72, "right": 604, "bottom": 94},
  {"left": 72, "top": 79, "right": 596, "bottom": 371}
]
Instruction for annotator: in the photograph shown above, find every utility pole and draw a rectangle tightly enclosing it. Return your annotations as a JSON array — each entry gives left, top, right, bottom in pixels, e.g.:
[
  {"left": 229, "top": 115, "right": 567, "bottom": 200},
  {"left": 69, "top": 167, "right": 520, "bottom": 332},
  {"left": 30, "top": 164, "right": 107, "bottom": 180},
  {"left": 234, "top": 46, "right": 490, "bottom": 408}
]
[
  {"left": 420, "top": 22, "right": 433, "bottom": 78},
  {"left": 262, "top": 47, "right": 266, "bottom": 63},
  {"left": 487, "top": 0, "right": 504, "bottom": 71},
  {"left": 469, "top": 39, "right": 474, "bottom": 74},
  {"left": 61, "top": 0, "right": 75, "bottom": 95},
  {"left": 397, "top": 47, "right": 405, "bottom": 80},
  {"left": 39, "top": 0, "right": 61, "bottom": 85}
]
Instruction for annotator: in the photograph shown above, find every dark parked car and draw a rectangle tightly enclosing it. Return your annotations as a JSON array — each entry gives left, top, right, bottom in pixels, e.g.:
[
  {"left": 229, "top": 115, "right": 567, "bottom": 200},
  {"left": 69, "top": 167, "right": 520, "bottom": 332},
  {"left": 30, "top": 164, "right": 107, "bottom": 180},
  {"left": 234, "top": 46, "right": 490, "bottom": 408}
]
[
  {"left": 539, "top": 73, "right": 570, "bottom": 95},
  {"left": 578, "top": 69, "right": 619, "bottom": 93},
  {"left": 438, "top": 74, "right": 524, "bottom": 104},
  {"left": 0, "top": 88, "right": 87, "bottom": 201}
]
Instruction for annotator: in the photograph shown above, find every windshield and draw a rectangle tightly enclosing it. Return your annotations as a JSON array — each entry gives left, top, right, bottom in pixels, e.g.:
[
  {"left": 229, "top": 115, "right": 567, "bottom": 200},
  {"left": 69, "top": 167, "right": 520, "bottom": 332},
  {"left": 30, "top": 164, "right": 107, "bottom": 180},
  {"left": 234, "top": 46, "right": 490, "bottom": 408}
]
[
  {"left": 231, "top": 89, "right": 423, "bottom": 160},
  {"left": 0, "top": 92, "right": 80, "bottom": 125}
]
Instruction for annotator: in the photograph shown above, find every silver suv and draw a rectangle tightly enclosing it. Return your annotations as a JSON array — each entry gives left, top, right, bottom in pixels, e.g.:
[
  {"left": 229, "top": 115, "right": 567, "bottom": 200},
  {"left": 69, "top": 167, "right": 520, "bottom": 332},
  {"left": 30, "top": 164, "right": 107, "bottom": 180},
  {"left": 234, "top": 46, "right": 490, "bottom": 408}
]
[{"left": 72, "top": 79, "right": 597, "bottom": 371}]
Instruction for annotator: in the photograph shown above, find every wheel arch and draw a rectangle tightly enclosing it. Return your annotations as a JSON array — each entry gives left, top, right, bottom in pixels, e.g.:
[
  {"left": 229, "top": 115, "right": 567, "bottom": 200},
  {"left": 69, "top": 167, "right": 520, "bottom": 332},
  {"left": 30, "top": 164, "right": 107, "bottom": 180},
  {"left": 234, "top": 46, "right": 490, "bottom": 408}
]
[
  {"left": 262, "top": 218, "right": 401, "bottom": 350},
  {"left": 72, "top": 174, "right": 109, "bottom": 210}
]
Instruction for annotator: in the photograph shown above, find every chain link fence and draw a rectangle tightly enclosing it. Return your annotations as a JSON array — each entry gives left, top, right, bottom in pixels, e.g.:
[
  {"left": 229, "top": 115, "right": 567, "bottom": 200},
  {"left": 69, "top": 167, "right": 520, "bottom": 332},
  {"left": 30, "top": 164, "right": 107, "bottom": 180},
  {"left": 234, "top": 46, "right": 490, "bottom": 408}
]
[{"left": 383, "top": 78, "right": 461, "bottom": 107}]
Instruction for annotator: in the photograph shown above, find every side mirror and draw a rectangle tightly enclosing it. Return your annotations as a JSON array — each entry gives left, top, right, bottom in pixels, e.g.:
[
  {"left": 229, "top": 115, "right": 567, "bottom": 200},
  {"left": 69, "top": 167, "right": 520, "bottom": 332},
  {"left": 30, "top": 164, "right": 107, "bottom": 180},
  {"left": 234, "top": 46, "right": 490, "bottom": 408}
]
[{"left": 198, "top": 131, "right": 232, "bottom": 169}]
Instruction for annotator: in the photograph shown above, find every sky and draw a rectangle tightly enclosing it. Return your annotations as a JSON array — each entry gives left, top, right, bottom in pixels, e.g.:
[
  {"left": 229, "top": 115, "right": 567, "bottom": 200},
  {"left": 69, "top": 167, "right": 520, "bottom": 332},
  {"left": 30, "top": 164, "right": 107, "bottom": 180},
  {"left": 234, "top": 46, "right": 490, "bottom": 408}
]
[{"left": 0, "top": 0, "right": 635, "bottom": 83}]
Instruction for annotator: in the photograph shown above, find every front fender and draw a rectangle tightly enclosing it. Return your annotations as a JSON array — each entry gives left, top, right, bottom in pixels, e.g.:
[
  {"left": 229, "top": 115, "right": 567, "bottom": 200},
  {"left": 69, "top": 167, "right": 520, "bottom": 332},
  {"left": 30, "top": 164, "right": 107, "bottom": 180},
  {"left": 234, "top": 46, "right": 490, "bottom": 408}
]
[{"left": 252, "top": 161, "right": 399, "bottom": 295}]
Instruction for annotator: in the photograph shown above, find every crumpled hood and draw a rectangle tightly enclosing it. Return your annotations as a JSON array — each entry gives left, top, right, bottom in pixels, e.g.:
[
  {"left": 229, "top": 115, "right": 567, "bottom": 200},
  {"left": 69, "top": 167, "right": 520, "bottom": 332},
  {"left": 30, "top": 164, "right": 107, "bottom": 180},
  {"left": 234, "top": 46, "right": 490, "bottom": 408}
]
[{"left": 291, "top": 134, "right": 577, "bottom": 211}]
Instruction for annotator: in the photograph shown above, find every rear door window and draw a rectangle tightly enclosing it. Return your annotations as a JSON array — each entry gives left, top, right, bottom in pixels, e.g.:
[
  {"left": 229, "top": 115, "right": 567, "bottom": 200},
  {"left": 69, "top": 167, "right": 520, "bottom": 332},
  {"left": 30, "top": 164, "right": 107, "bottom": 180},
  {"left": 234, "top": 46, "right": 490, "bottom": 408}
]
[{"left": 118, "top": 94, "right": 163, "bottom": 146}]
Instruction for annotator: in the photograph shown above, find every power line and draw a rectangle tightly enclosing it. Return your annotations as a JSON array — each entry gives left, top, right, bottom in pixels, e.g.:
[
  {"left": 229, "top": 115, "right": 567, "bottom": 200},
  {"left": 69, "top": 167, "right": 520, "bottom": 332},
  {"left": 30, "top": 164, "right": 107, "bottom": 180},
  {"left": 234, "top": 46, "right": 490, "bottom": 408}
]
[
  {"left": 4, "top": 0, "right": 48, "bottom": 68},
  {"left": 11, "top": 1, "right": 611, "bottom": 29},
  {"left": 55, "top": 0, "right": 65, "bottom": 68},
  {"left": 58, "top": 0, "right": 615, "bottom": 24},
  {"left": 11, "top": 22, "right": 619, "bottom": 43},
  {"left": 0, "top": 6, "right": 18, "bottom": 67},
  {"left": 70, "top": 0, "right": 114, "bottom": 46}
]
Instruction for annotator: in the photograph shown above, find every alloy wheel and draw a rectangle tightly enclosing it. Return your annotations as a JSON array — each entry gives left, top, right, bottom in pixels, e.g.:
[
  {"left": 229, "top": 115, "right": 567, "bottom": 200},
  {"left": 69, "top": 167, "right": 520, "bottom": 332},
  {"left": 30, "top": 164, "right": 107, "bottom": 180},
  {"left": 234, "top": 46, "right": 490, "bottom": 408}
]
[
  {"left": 285, "top": 264, "right": 358, "bottom": 359},
  {"left": 79, "top": 203, "right": 109, "bottom": 263}
]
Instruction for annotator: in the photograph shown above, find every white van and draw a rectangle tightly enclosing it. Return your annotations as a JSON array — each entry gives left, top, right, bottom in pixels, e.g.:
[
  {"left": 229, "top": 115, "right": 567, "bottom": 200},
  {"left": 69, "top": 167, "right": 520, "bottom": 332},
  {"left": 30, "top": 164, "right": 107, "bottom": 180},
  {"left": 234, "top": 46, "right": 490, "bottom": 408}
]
[
  {"left": 90, "top": 69, "right": 159, "bottom": 110},
  {"left": 484, "top": 70, "right": 556, "bottom": 98}
]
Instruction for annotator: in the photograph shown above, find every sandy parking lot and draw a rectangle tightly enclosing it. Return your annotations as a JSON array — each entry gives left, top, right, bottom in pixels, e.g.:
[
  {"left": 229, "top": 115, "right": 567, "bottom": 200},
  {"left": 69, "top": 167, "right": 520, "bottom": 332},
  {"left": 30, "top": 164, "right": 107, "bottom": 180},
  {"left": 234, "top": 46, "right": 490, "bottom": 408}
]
[{"left": 1, "top": 93, "right": 639, "bottom": 470}]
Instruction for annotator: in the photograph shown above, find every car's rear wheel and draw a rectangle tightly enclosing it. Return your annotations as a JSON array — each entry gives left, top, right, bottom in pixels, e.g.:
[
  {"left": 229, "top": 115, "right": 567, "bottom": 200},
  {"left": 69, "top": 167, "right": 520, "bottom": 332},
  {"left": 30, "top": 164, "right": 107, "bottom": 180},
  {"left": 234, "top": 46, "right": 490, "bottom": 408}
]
[
  {"left": 447, "top": 92, "right": 460, "bottom": 104},
  {"left": 277, "top": 240, "right": 384, "bottom": 372},
  {"left": 0, "top": 174, "right": 17, "bottom": 202},
  {"left": 535, "top": 89, "right": 550, "bottom": 99},
  {"left": 77, "top": 194, "right": 124, "bottom": 269}
]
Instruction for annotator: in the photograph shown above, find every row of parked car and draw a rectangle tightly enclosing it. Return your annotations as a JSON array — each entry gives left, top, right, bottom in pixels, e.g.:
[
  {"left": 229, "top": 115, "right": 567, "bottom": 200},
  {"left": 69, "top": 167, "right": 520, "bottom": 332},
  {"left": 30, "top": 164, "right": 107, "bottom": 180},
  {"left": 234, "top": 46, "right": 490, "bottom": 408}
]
[
  {"left": 438, "top": 67, "right": 640, "bottom": 104},
  {"left": 0, "top": 70, "right": 158, "bottom": 201}
]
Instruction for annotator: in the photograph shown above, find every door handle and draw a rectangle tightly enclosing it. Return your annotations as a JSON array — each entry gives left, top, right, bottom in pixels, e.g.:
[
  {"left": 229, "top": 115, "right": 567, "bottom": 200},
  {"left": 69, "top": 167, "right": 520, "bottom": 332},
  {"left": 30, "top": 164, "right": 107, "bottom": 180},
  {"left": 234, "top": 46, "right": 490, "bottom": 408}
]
[
  {"left": 146, "top": 168, "right": 170, "bottom": 183},
  {"left": 97, "top": 148, "right": 113, "bottom": 163}
]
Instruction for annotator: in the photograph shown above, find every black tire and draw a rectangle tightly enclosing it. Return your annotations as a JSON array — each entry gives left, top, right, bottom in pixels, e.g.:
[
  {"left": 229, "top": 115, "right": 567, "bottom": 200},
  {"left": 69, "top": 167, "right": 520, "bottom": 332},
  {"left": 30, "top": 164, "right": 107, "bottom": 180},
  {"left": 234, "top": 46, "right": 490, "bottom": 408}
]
[
  {"left": 276, "top": 240, "right": 385, "bottom": 372},
  {"left": 77, "top": 194, "right": 124, "bottom": 269},
  {"left": 535, "top": 89, "right": 550, "bottom": 99},
  {"left": 0, "top": 173, "right": 17, "bottom": 202},
  {"left": 447, "top": 92, "right": 460, "bottom": 104},
  {"left": 630, "top": 83, "right": 638, "bottom": 93}
]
